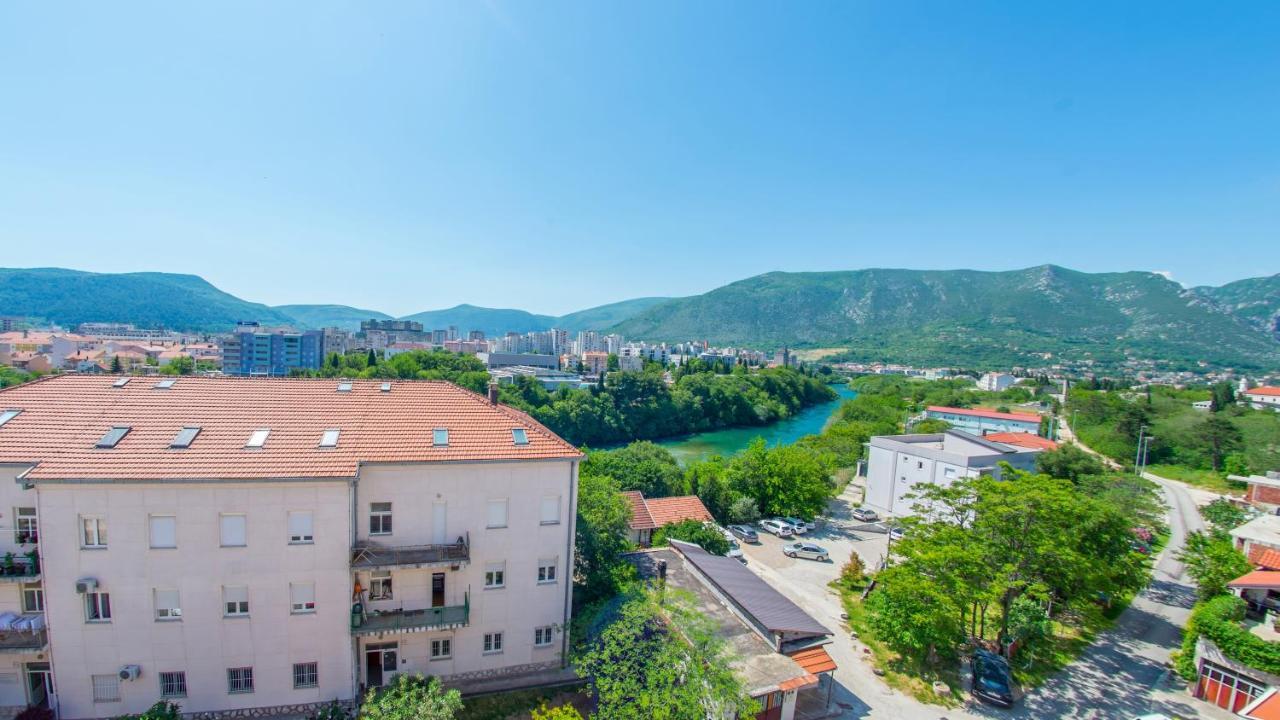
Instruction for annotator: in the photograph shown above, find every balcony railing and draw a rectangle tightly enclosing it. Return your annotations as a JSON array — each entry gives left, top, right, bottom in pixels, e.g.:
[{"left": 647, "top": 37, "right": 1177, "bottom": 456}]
[
  {"left": 0, "top": 557, "right": 40, "bottom": 584},
  {"left": 351, "top": 595, "right": 469, "bottom": 637},
  {"left": 351, "top": 534, "right": 470, "bottom": 570}
]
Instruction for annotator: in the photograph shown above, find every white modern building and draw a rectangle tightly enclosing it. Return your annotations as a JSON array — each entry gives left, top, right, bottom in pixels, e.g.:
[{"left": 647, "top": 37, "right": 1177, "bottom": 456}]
[
  {"left": 864, "top": 430, "right": 1045, "bottom": 517},
  {"left": 0, "top": 375, "right": 581, "bottom": 719},
  {"left": 922, "top": 405, "right": 1042, "bottom": 435},
  {"left": 977, "top": 373, "right": 1017, "bottom": 392}
]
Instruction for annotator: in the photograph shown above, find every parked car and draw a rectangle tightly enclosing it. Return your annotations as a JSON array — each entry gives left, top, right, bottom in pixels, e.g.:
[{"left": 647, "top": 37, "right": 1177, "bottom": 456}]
[
  {"left": 782, "top": 541, "right": 829, "bottom": 561},
  {"left": 970, "top": 650, "right": 1015, "bottom": 707},
  {"left": 728, "top": 524, "right": 759, "bottom": 543},
  {"left": 783, "top": 516, "right": 815, "bottom": 533},
  {"left": 759, "top": 519, "right": 794, "bottom": 537},
  {"left": 727, "top": 540, "right": 746, "bottom": 563},
  {"left": 888, "top": 526, "right": 906, "bottom": 542},
  {"left": 851, "top": 507, "right": 879, "bottom": 522}
]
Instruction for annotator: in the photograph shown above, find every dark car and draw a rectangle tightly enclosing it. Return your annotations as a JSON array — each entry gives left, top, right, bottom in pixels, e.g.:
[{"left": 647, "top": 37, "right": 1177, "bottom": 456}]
[
  {"left": 970, "top": 649, "right": 1014, "bottom": 707},
  {"left": 728, "top": 524, "right": 759, "bottom": 543}
]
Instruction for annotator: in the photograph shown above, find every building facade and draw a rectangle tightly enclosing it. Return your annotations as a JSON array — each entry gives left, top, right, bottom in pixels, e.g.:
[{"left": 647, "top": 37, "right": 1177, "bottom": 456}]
[
  {"left": 922, "top": 405, "right": 1042, "bottom": 435},
  {"left": 0, "top": 376, "right": 580, "bottom": 719},
  {"left": 220, "top": 326, "right": 325, "bottom": 376},
  {"left": 1243, "top": 387, "right": 1280, "bottom": 412}
]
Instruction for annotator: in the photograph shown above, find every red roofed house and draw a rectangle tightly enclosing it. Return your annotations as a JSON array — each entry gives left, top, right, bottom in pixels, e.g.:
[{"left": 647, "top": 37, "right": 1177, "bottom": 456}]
[
  {"left": 0, "top": 374, "right": 582, "bottom": 716},
  {"left": 1189, "top": 570, "right": 1280, "bottom": 713},
  {"left": 981, "top": 432, "right": 1060, "bottom": 451},
  {"left": 623, "top": 490, "right": 714, "bottom": 545},
  {"left": 1244, "top": 387, "right": 1280, "bottom": 412},
  {"left": 923, "top": 405, "right": 1043, "bottom": 435}
]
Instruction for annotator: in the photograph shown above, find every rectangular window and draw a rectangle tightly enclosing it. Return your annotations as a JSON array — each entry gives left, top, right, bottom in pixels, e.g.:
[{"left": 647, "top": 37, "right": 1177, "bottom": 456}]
[
  {"left": 291, "top": 583, "right": 316, "bottom": 614},
  {"left": 22, "top": 583, "right": 42, "bottom": 613},
  {"left": 246, "top": 429, "right": 270, "bottom": 448},
  {"left": 92, "top": 674, "right": 121, "bottom": 703},
  {"left": 155, "top": 589, "right": 182, "bottom": 620},
  {"left": 288, "top": 511, "right": 314, "bottom": 544},
  {"left": 220, "top": 514, "right": 247, "bottom": 547},
  {"left": 292, "top": 662, "right": 318, "bottom": 689},
  {"left": 430, "top": 638, "right": 451, "bottom": 659},
  {"left": 159, "top": 671, "right": 187, "bottom": 698},
  {"left": 369, "top": 503, "right": 393, "bottom": 535},
  {"left": 149, "top": 515, "right": 177, "bottom": 549},
  {"left": 486, "top": 499, "right": 508, "bottom": 529},
  {"left": 483, "top": 632, "right": 504, "bottom": 654},
  {"left": 319, "top": 429, "right": 340, "bottom": 448},
  {"left": 432, "top": 428, "right": 449, "bottom": 446},
  {"left": 81, "top": 516, "right": 107, "bottom": 548},
  {"left": 96, "top": 426, "right": 130, "bottom": 448},
  {"left": 534, "top": 626, "right": 554, "bottom": 647},
  {"left": 224, "top": 586, "right": 250, "bottom": 617},
  {"left": 369, "top": 571, "right": 392, "bottom": 601},
  {"left": 512, "top": 428, "right": 528, "bottom": 446},
  {"left": 14, "top": 507, "right": 37, "bottom": 544},
  {"left": 537, "top": 559, "right": 557, "bottom": 584},
  {"left": 540, "top": 496, "right": 560, "bottom": 525},
  {"left": 484, "top": 562, "right": 505, "bottom": 589},
  {"left": 227, "top": 667, "right": 254, "bottom": 694},
  {"left": 0, "top": 409, "right": 20, "bottom": 426},
  {"left": 170, "top": 426, "right": 200, "bottom": 448},
  {"left": 85, "top": 592, "right": 111, "bottom": 622}
]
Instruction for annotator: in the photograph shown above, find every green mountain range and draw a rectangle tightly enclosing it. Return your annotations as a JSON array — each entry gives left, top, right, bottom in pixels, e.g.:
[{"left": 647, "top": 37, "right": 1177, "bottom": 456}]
[
  {"left": 1193, "top": 274, "right": 1280, "bottom": 341},
  {"left": 611, "top": 266, "right": 1280, "bottom": 371}
]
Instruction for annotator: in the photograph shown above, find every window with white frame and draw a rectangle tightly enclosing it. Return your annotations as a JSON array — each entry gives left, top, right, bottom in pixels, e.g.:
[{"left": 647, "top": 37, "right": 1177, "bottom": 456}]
[
  {"left": 92, "top": 674, "right": 121, "bottom": 702},
  {"left": 85, "top": 591, "right": 111, "bottom": 622},
  {"left": 227, "top": 667, "right": 254, "bottom": 694},
  {"left": 534, "top": 626, "right": 554, "bottom": 647},
  {"left": 291, "top": 583, "right": 316, "bottom": 614},
  {"left": 159, "top": 671, "right": 187, "bottom": 698},
  {"left": 430, "top": 638, "right": 451, "bottom": 659},
  {"left": 13, "top": 507, "right": 37, "bottom": 544},
  {"left": 369, "top": 503, "right": 392, "bottom": 535},
  {"left": 288, "top": 511, "right": 314, "bottom": 544},
  {"left": 81, "top": 516, "right": 107, "bottom": 548},
  {"left": 292, "top": 662, "right": 318, "bottom": 689},
  {"left": 483, "top": 632, "right": 504, "bottom": 654},
  {"left": 486, "top": 499, "right": 508, "bottom": 529},
  {"left": 149, "top": 515, "right": 177, "bottom": 548},
  {"left": 484, "top": 562, "right": 505, "bottom": 589},
  {"left": 220, "top": 513, "right": 247, "bottom": 547},
  {"left": 540, "top": 496, "right": 560, "bottom": 525},
  {"left": 369, "top": 571, "right": 392, "bottom": 600},
  {"left": 223, "top": 586, "right": 250, "bottom": 617},
  {"left": 537, "top": 559, "right": 557, "bottom": 584},
  {"left": 22, "top": 583, "right": 42, "bottom": 613},
  {"left": 155, "top": 589, "right": 182, "bottom": 620}
]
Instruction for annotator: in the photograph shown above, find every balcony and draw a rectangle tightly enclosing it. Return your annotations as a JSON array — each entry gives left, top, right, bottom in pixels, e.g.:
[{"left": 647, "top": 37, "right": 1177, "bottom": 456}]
[
  {"left": 352, "top": 598, "right": 469, "bottom": 637},
  {"left": 0, "top": 614, "right": 46, "bottom": 654},
  {"left": 0, "top": 558, "right": 40, "bottom": 584},
  {"left": 351, "top": 535, "right": 470, "bottom": 571}
]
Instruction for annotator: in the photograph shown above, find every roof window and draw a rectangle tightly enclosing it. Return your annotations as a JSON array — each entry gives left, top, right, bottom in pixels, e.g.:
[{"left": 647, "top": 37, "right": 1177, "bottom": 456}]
[
  {"left": 380, "top": 382, "right": 392, "bottom": 393},
  {"left": 512, "top": 428, "right": 528, "bottom": 446},
  {"left": 170, "top": 426, "right": 201, "bottom": 449},
  {"left": 433, "top": 428, "right": 449, "bottom": 447},
  {"left": 246, "top": 429, "right": 270, "bottom": 448},
  {"left": 155, "top": 379, "right": 176, "bottom": 389},
  {"left": 112, "top": 378, "right": 130, "bottom": 388},
  {"left": 0, "top": 409, "right": 20, "bottom": 427},
  {"left": 337, "top": 382, "right": 353, "bottom": 393},
  {"left": 319, "top": 429, "right": 340, "bottom": 448},
  {"left": 96, "top": 426, "right": 131, "bottom": 448}
]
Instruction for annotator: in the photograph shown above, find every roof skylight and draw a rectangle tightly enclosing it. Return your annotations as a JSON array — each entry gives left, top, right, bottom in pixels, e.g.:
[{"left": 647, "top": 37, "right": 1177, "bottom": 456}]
[
  {"left": 96, "top": 426, "right": 131, "bottom": 448},
  {"left": 380, "top": 382, "right": 391, "bottom": 393},
  {"left": 337, "top": 382, "right": 353, "bottom": 393},
  {"left": 246, "top": 429, "right": 270, "bottom": 448},
  {"left": 512, "top": 428, "right": 528, "bottom": 446},
  {"left": 112, "top": 378, "right": 131, "bottom": 388},
  {"left": 433, "top": 428, "right": 449, "bottom": 447},
  {"left": 319, "top": 429, "right": 340, "bottom": 448},
  {"left": 170, "top": 426, "right": 201, "bottom": 449},
  {"left": 0, "top": 409, "right": 20, "bottom": 427},
  {"left": 155, "top": 379, "right": 176, "bottom": 389}
]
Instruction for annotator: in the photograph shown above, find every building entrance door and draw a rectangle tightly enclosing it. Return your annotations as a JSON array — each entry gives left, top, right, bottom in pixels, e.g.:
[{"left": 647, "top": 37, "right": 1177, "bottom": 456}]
[
  {"left": 365, "top": 643, "right": 397, "bottom": 688},
  {"left": 25, "top": 663, "right": 53, "bottom": 708},
  {"left": 432, "top": 573, "right": 445, "bottom": 607}
]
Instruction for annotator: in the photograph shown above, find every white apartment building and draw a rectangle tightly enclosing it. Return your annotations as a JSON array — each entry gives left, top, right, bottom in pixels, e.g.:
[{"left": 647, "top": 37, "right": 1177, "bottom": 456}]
[
  {"left": 0, "top": 375, "right": 581, "bottom": 719},
  {"left": 1243, "top": 387, "right": 1280, "bottom": 412},
  {"left": 977, "top": 372, "right": 1017, "bottom": 392}
]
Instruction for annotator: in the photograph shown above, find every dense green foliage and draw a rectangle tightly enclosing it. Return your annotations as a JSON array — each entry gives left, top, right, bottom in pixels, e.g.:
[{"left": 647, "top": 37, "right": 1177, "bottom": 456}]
[
  {"left": 865, "top": 470, "right": 1154, "bottom": 661},
  {"left": 611, "top": 266, "right": 1280, "bottom": 370},
  {"left": 1201, "top": 498, "right": 1249, "bottom": 530},
  {"left": 583, "top": 442, "right": 686, "bottom": 497},
  {"left": 0, "top": 367, "right": 33, "bottom": 388},
  {"left": 652, "top": 519, "right": 731, "bottom": 556},
  {"left": 1176, "top": 595, "right": 1280, "bottom": 681},
  {"left": 576, "top": 587, "right": 757, "bottom": 720},
  {"left": 295, "top": 350, "right": 493, "bottom": 393},
  {"left": 1036, "top": 444, "right": 1106, "bottom": 482},
  {"left": 1178, "top": 531, "right": 1253, "bottom": 602},
  {"left": 358, "top": 674, "right": 461, "bottom": 720},
  {"left": 113, "top": 701, "right": 183, "bottom": 720},
  {"left": 573, "top": 472, "right": 635, "bottom": 606}
]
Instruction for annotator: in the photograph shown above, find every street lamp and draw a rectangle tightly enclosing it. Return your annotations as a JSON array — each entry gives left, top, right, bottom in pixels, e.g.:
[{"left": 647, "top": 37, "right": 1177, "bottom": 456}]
[{"left": 1135, "top": 425, "right": 1149, "bottom": 476}]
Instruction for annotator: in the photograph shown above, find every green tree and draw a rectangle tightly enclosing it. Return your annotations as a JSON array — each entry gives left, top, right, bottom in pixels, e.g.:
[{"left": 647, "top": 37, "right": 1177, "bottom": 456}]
[
  {"left": 912, "top": 418, "right": 951, "bottom": 434},
  {"left": 1200, "top": 498, "right": 1248, "bottom": 531},
  {"left": 357, "top": 674, "right": 461, "bottom": 720},
  {"left": 1179, "top": 531, "right": 1252, "bottom": 601},
  {"left": 574, "top": 473, "right": 635, "bottom": 605},
  {"left": 838, "top": 550, "right": 865, "bottom": 590},
  {"left": 726, "top": 496, "right": 761, "bottom": 524},
  {"left": 865, "top": 565, "right": 966, "bottom": 659},
  {"left": 1190, "top": 415, "right": 1244, "bottom": 472},
  {"left": 367, "top": 349, "right": 379, "bottom": 367},
  {"left": 607, "top": 353, "right": 620, "bottom": 372},
  {"left": 1210, "top": 382, "right": 1236, "bottom": 412},
  {"left": 160, "top": 355, "right": 195, "bottom": 375},
  {"left": 1036, "top": 444, "right": 1105, "bottom": 482},
  {"left": 584, "top": 443, "right": 687, "bottom": 498},
  {"left": 110, "top": 355, "right": 123, "bottom": 373},
  {"left": 725, "top": 439, "right": 833, "bottom": 518},
  {"left": 530, "top": 703, "right": 583, "bottom": 720},
  {"left": 651, "top": 519, "right": 730, "bottom": 555}
]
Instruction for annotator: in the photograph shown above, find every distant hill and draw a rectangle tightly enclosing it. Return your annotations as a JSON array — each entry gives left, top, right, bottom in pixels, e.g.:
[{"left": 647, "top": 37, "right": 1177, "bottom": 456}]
[
  {"left": 1193, "top": 274, "right": 1280, "bottom": 341},
  {"left": 275, "top": 304, "right": 392, "bottom": 331},
  {"left": 611, "top": 265, "right": 1280, "bottom": 371},
  {"left": 398, "top": 304, "right": 557, "bottom": 337},
  {"left": 0, "top": 268, "right": 293, "bottom": 331},
  {"left": 556, "top": 297, "right": 673, "bottom": 330}
]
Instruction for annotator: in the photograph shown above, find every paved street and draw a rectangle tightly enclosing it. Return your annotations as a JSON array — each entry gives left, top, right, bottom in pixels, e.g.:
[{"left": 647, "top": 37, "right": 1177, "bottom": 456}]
[{"left": 739, "top": 474, "right": 1232, "bottom": 719}]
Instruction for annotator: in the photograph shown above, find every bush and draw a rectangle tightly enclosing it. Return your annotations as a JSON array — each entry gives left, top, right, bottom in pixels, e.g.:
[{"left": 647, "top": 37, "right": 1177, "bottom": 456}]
[
  {"left": 1180, "top": 595, "right": 1280, "bottom": 679},
  {"left": 531, "top": 703, "right": 584, "bottom": 720},
  {"left": 652, "top": 519, "right": 730, "bottom": 555},
  {"left": 839, "top": 551, "right": 865, "bottom": 590},
  {"left": 359, "top": 674, "right": 462, "bottom": 720},
  {"left": 310, "top": 701, "right": 353, "bottom": 720},
  {"left": 113, "top": 702, "right": 182, "bottom": 720}
]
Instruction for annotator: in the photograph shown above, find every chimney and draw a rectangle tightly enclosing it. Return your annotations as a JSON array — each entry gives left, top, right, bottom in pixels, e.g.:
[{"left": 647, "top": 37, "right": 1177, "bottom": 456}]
[{"left": 487, "top": 382, "right": 499, "bottom": 405}]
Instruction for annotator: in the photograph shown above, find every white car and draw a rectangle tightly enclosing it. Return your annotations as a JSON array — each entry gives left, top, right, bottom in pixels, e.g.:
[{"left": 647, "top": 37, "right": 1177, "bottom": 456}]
[
  {"left": 889, "top": 526, "right": 906, "bottom": 542},
  {"left": 783, "top": 542, "right": 829, "bottom": 561},
  {"left": 782, "top": 517, "right": 814, "bottom": 534},
  {"left": 727, "top": 540, "right": 746, "bottom": 563},
  {"left": 759, "top": 518, "right": 794, "bottom": 537}
]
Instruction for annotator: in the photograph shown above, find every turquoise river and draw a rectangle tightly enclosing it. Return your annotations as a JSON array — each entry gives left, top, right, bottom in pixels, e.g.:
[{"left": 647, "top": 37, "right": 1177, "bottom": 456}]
[{"left": 655, "top": 383, "right": 857, "bottom": 465}]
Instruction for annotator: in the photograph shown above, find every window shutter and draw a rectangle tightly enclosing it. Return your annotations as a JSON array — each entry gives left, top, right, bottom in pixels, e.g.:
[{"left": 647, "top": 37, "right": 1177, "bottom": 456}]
[
  {"left": 541, "top": 496, "right": 560, "bottom": 524},
  {"left": 150, "top": 516, "right": 176, "bottom": 548},
  {"left": 487, "top": 500, "right": 508, "bottom": 528},
  {"left": 221, "top": 515, "right": 247, "bottom": 546}
]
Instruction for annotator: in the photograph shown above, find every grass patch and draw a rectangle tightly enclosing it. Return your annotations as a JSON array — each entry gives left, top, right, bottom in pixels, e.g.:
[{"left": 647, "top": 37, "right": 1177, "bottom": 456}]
[
  {"left": 1008, "top": 602, "right": 1125, "bottom": 688},
  {"left": 458, "top": 686, "right": 586, "bottom": 720},
  {"left": 838, "top": 587, "right": 963, "bottom": 707},
  {"left": 1145, "top": 464, "right": 1246, "bottom": 495}
]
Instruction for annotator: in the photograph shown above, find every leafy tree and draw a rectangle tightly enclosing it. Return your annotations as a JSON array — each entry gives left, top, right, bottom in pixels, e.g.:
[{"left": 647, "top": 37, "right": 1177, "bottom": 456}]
[
  {"left": 584, "top": 443, "right": 687, "bottom": 498},
  {"left": 725, "top": 439, "right": 833, "bottom": 518},
  {"left": 652, "top": 519, "right": 730, "bottom": 555},
  {"left": 1179, "top": 531, "right": 1252, "bottom": 601},
  {"left": 160, "top": 355, "right": 195, "bottom": 375},
  {"left": 912, "top": 418, "right": 951, "bottom": 434},
  {"left": 110, "top": 355, "right": 123, "bottom": 373},
  {"left": 1211, "top": 382, "right": 1236, "bottom": 412},
  {"left": 838, "top": 550, "right": 865, "bottom": 590},
  {"left": 606, "top": 353, "right": 620, "bottom": 372},
  {"left": 1190, "top": 415, "right": 1244, "bottom": 472},
  {"left": 726, "top": 496, "right": 761, "bottom": 524},
  {"left": 367, "top": 349, "right": 379, "bottom": 367},
  {"left": 358, "top": 674, "right": 461, "bottom": 720},
  {"left": 684, "top": 458, "right": 736, "bottom": 521},
  {"left": 530, "top": 703, "right": 583, "bottom": 720},
  {"left": 1200, "top": 498, "right": 1248, "bottom": 531},
  {"left": 1036, "top": 443, "right": 1105, "bottom": 482},
  {"left": 574, "top": 472, "right": 635, "bottom": 605},
  {"left": 866, "top": 565, "right": 966, "bottom": 659}
]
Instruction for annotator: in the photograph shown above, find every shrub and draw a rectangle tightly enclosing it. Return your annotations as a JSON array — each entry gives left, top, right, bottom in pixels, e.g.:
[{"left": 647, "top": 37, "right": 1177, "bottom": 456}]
[
  {"left": 1179, "top": 595, "right": 1280, "bottom": 680},
  {"left": 310, "top": 701, "right": 353, "bottom": 720},
  {"left": 839, "top": 551, "right": 865, "bottom": 590},
  {"left": 531, "top": 702, "right": 584, "bottom": 720},
  {"left": 112, "top": 702, "right": 182, "bottom": 720},
  {"left": 359, "top": 674, "right": 462, "bottom": 720}
]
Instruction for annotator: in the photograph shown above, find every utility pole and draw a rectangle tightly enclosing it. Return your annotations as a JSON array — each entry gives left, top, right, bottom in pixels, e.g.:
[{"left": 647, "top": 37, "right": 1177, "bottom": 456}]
[{"left": 1134, "top": 425, "right": 1146, "bottom": 476}]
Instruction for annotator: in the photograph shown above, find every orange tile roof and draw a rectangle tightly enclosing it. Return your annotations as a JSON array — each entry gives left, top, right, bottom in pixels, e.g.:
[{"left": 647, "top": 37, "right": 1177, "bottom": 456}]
[
  {"left": 1250, "top": 546, "right": 1280, "bottom": 570},
  {"left": 982, "top": 432, "right": 1060, "bottom": 451},
  {"left": 778, "top": 672, "right": 819, "bottom": 692},
  {"left": 0, "top": 374, "right": 580, "bottom": 481},
  {"left": 787, "top": 646, "right": 838, "bottom": 674},
  {"left": 927, "top": 405, "right": 1042, "bottom": 422},
  {"left": 1228, "top": 570, "right": 1280, "bottom": 590},
  {"left": 1246, "top": 386, "right": 1280, "bottom": 398},
  {"left": 1243, "top": 689, "right": 1280, "bottom": 720},
  {"left": 623, "top": 491, "right": 713, "bottom": 530}
]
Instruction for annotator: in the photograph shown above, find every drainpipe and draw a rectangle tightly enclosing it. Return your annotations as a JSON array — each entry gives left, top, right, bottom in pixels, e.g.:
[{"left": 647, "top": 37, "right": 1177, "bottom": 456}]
[{"left": 560, "top": 460, "right": 579, "bottom": 669}]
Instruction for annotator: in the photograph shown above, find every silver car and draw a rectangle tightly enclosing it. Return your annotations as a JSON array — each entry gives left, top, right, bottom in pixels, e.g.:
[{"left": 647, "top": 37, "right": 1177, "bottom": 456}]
[
  {"left": 851, "top": 507, "right": 879, "bottom": 522},
  {"left": 782, "top": 517, "right": 814, "bottom": 534},
  {"left": 783, "top": 541, "right": 829, "bottom": 561},
  {"left": 759, "top": 518, "right": 794, "bottom": 537}
]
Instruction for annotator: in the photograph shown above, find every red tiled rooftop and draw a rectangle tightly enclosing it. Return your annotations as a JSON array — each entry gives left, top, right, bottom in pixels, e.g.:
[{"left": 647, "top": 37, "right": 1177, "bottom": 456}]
[
  {"left": 788, "top": 646, "right": 838, "bottom": 675},
  {"left": 1249, "top": 546, "right": 1280, "bottom": 570},
  {"left": 1245, "top": 386, "right": 1280, "bottom": 397},
  {"left": 1227, "top": 570, "right": 1280, "bottom": 590},
  {"left": 0, "top": 374, "right": 580, "bottom": 481},
  {"left": 623, "top": 491, "right": 712, "bottom": 530},
  {"left": 982, "top": 432, "right": 1059, "bottom": 451},
  {"left": 622, "top": 490, "right": 656, "bottom": 530},
  {"left": 926, "top": 405, "right": 1042, "bottom": 422}
]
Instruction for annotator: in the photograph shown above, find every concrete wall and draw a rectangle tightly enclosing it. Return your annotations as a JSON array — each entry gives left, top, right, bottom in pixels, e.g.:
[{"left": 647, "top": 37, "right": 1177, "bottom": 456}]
[{"left": 864, "top": 442, "right": 1039, "bottom": 517}]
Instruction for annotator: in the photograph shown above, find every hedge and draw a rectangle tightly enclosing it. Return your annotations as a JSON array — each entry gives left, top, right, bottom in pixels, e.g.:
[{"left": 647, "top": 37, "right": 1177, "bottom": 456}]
[{"left": 1177, "top": 595, "right": 1280, "bottom": 681}]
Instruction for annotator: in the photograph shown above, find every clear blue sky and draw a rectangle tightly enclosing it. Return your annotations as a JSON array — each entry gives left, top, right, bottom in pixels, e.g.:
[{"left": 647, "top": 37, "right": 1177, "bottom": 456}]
[{"left": 2, "top": 2, "right": 1277, "bottom": 316}]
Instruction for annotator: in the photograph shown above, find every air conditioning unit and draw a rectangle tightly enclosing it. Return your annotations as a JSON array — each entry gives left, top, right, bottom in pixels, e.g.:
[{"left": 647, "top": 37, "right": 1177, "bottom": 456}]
[
  {"left": 75, "top": 578, "right": 98, "bottom": 594},
  {"left": 119, "top": 665, "right": 141, "bottom": 682}
]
